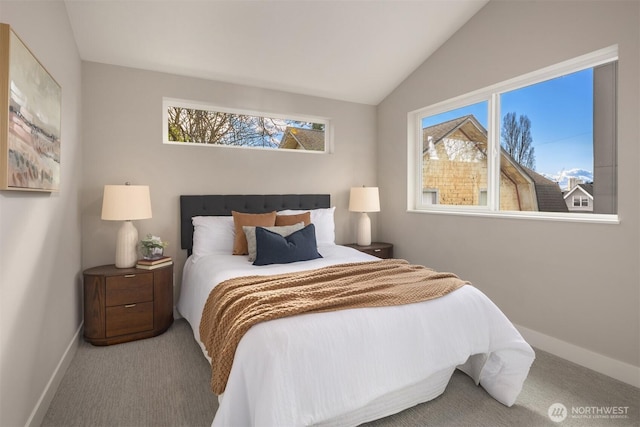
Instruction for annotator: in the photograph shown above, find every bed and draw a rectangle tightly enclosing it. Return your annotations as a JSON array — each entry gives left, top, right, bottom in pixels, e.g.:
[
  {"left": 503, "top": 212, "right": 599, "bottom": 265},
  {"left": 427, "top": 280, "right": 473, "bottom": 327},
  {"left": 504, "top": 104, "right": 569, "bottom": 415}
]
[{"left": 177, "top": 194, "right": 535, "bottom": 427}]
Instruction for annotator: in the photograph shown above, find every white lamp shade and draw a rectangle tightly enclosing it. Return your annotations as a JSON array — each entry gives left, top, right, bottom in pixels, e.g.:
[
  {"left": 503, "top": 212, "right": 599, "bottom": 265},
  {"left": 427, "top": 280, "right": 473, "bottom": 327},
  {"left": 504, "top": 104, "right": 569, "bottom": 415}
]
[
  {"left": 349, "top": 187, "right": 380, "bottom": 213},
  {"left": 101, "top": 184, "right": 152, "bottom": 268},
  {"left": 349, "top": 187, "right": 380, "bottom": 246},
  {"left": 101, "top": 185, "right": 152, "bottom": 220}
]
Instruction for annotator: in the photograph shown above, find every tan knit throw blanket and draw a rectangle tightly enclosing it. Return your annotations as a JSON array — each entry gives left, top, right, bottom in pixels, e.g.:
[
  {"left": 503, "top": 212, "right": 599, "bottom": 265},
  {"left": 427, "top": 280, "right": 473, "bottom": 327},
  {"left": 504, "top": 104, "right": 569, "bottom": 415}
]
[{"left": 199, "top": 258, "right": 468, "bottom": 394}]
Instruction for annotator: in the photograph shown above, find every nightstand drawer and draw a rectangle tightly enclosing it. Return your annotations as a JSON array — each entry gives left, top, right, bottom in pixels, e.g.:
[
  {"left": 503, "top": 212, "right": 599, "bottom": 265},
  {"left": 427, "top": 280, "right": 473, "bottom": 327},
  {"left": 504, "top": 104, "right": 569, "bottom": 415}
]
[
  {"left": 345, "top": 242, "right": 394, "bottom": 259},
  {"left": 105, "top": 302, "right": 153, "bottom": 337},
  {"left": 84, "top": 264, "right": 174, "bottom": 345},
  {"left": 105, "top": 273, "right": 153, "bottom": 306},
  {"left": 361, "top": 247, "right": 392, "bottom": 259}
]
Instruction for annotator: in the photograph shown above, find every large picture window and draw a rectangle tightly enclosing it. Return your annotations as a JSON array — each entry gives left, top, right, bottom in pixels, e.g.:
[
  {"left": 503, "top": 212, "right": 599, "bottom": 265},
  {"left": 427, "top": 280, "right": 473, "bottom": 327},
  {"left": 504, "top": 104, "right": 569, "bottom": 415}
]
[
  {"left": 163, "top": 98, "right": 330, "bottom": 153},
  {"left": 408, "top": 46, "right": 618, "bottom": 222}
]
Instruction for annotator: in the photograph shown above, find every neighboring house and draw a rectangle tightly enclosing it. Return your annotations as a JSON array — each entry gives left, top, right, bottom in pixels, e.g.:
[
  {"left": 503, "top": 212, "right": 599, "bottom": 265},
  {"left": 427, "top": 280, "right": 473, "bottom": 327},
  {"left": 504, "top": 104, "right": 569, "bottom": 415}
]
[
  {"left": 422, "top": 115, "right": 568, "bottom": 212},
  {"left": 278, "top": 127, "right": 325, "bottom": 151},
  {"left": 564, "top": 183, "right": 594, "bottom": 212}
]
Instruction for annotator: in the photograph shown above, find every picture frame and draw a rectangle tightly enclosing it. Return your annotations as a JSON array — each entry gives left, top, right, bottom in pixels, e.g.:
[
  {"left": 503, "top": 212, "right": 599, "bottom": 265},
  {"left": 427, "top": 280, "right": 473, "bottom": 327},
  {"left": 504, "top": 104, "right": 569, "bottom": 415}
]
[{"left": 0, "top": 23, "right": 61, "bottom": 192}]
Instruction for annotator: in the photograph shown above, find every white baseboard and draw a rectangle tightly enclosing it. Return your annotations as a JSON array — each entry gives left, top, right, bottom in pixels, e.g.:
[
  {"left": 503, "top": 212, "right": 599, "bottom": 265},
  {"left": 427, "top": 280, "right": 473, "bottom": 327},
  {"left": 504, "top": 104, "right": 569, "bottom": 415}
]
[
  {"left": 515, "top": 323, "right": 640, "bottom": 389},
  {"left": 25, "top": 321, "right": 84, "bottom": 427}
]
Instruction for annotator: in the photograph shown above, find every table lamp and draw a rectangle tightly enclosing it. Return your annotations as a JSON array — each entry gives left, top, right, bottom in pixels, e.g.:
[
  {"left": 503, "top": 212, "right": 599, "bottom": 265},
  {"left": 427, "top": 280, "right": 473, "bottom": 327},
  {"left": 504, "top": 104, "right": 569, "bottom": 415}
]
[
  {"left": 101, "top": 183, "right": 152, "bottom": 268},
  {"left": 349, "top": 186, "right": 380, "bottom": 246}
]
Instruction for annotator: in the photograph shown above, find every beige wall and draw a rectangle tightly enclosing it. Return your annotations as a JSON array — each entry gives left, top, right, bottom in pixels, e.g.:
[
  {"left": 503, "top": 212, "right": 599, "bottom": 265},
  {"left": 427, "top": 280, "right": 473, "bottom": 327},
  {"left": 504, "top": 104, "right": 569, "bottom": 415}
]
[
  {"left": 0, "top": 2, "right": 83, "bottom": 426},
  {"left": 378, "top": 0, "right": 639, "bottom": 378},
  {"left": 81, "top": 62, "right": 377, "bottom": 298},
  {"left": 3, "top": 3, "right": 638, "bottom": 424}
]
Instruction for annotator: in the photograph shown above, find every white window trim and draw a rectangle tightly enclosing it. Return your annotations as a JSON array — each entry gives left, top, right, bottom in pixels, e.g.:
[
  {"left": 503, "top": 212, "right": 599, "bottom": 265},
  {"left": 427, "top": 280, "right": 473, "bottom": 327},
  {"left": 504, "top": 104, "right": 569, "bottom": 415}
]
[
  {"left": 162, "top": 97, "right": 333, "bottom": 153},
  {"left": 407, "top": 45, "right": 619, "bottom": 225}
]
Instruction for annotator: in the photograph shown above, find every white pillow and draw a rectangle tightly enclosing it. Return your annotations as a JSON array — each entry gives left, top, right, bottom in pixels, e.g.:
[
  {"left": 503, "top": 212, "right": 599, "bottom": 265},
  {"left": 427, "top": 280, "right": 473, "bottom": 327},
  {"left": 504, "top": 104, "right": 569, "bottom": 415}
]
[
  {"left": 277, "top": 207, "right": 336, "bottom": 245},
  {"left": 192, "top": 216, "right": 235, "bottom": 258},
  {"left": 243, "top": 222, "right": 305, "bottom": 262}
]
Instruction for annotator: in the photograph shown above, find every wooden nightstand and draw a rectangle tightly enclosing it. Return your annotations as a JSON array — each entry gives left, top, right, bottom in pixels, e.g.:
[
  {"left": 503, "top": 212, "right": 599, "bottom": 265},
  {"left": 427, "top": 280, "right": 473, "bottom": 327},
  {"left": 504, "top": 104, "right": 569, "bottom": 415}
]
[
  {"left": 83, "top": 263, "right": 174, "bottom": 345},
  {"left": 345, "top": 242, "right": 394, "bottom": 259}
]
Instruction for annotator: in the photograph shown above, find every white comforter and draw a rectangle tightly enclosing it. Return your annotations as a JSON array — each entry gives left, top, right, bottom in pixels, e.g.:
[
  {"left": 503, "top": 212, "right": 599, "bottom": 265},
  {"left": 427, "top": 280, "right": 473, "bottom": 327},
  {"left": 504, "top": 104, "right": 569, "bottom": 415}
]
[{"left": 177, "top": 244, "right": 535, "bottom": 427}]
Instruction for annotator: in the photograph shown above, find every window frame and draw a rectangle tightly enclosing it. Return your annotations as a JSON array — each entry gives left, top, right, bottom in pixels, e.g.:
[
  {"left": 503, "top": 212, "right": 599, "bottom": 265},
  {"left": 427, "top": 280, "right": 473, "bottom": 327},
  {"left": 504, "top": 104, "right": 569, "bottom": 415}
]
[
  {"left": 162, "top": 97, "right": 333, "bottom": 154},
  {"left": 574, "top": 195, "right": 590, "bottom": 207},
  {"left": 407, "top": 45, "right": 619, "bottom": 224},
  {"left": 479, "top": 189, "right": 488, "bottom": 206},
  {"left": 422, "top": 188, "right": 439, "bottom": 205}
]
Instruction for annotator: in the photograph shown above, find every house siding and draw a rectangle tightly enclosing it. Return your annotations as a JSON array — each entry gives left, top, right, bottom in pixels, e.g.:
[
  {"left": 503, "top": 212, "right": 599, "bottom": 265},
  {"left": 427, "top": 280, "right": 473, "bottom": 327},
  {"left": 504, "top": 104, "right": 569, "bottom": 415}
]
[
  {"left": 422, "top": 131, "right": 534, "bottom": 211},
  {"left": 423, "top": 136, "right": 488, "bottom": 205}
]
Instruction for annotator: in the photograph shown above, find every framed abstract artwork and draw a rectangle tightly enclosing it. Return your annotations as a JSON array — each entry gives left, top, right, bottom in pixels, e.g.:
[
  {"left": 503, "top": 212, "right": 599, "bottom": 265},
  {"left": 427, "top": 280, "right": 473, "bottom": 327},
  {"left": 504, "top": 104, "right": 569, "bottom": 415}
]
[{"left": 0, "top": 23, "right": 61, "bottom": 192}]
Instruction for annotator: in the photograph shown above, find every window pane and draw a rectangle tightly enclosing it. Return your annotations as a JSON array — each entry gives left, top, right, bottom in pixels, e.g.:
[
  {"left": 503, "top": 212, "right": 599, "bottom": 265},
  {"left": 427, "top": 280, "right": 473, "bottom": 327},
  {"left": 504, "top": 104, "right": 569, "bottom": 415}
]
[
  {"left": 423, "top": 189, "right": 438, "bottom": 205},
  {"left": 165, "top": 103, "right": 326, "bottom": 152},
  {"left": 479, "top": 190, "right": 488, "bottom": 206},
  {"left": 410, "top": 48, "right": 617, "bottom": 220},
  {"left": 421, "top": 102, "right": 489, "bottom": 207},
  {"left": 499, "top": 66, "right": 616, "bottom": 214}
]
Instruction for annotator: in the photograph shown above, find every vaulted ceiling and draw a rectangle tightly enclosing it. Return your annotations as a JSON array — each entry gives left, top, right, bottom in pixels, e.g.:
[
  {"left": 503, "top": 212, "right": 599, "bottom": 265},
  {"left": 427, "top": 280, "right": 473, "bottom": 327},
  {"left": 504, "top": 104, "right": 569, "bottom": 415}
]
[{"left": 64, "top": 0, "right": 488, "bottom": 105}]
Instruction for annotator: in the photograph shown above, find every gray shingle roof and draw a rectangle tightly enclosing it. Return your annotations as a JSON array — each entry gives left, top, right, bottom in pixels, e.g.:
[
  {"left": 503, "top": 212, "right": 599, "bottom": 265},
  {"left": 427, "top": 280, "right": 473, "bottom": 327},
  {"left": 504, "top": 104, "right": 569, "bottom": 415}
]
[
  {"left": 578, "top": 183, "right": 594, "bottom": 196},
  {"left": 521, "top": 167, "right": 568, "bottom": 212},
  {"left": 422, "top": 115, "right": 487, "bottom": 149}
]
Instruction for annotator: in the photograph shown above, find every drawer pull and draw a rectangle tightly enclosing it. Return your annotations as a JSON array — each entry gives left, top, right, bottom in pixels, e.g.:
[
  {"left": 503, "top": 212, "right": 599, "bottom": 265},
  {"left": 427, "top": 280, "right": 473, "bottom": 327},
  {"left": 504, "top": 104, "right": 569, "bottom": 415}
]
[
  {"left": 374, "top": 249, "right": 382, "bottom": 252},
  {"left": 125, "top": 304, "right": 137, "bottom": 308},
  {"left": 124, "top": 274, "right": 136, "bottom": 278}
]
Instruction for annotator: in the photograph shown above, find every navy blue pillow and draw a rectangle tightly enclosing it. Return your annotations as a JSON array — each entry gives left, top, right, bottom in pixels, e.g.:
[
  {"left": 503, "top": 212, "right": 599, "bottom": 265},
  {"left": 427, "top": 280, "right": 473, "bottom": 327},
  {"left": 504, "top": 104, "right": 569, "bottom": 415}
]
[{"left": 253, "top": 223, "right": 322, "bottom": 266}]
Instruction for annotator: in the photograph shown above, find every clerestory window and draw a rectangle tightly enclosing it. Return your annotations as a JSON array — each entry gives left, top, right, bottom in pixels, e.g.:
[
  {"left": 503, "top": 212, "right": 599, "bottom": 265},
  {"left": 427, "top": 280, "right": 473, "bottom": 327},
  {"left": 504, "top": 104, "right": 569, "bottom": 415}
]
[{"left": 163, "top": 98, "right": 331, "bottom": 153}]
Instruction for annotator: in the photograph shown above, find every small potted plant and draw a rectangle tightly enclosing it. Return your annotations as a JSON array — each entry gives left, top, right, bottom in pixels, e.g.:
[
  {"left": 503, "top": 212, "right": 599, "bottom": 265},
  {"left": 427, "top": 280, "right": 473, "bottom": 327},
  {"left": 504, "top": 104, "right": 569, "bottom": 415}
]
[{"left": 139, "top": 234, "right": 168, "bottom": 260}]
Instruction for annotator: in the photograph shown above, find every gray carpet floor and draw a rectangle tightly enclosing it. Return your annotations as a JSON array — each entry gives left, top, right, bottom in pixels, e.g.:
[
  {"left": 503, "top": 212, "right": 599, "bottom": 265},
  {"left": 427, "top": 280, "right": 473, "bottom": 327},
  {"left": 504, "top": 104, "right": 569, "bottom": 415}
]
[{"left": 42, "top": 319, "right": 639, "bottom": 427}]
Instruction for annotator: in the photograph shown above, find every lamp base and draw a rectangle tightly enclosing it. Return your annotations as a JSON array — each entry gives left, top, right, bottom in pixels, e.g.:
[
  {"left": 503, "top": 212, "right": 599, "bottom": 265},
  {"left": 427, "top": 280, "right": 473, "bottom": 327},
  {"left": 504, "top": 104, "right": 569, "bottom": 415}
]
[
  {"left": 356, "top": 212, "right": 372, "bottom": 246},
  {"left": 115, "top": 220, "right": 138, "bottom": 268}
]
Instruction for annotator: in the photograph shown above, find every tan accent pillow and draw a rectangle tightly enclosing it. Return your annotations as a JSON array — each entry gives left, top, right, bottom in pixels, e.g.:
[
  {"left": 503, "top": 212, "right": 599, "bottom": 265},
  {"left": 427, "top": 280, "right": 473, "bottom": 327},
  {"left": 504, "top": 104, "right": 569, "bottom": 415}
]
[
  {"left": 275, "top": 212, "right": 311, "bottom": 226},
  {"left": 232, "top": 211, "right": 277, "bottom": 255}
]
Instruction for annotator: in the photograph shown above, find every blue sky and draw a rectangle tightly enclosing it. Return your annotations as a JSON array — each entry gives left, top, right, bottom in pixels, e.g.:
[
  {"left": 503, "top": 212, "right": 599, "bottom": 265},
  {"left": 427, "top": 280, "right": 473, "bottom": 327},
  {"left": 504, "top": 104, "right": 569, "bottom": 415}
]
[
  {"left": 422, "top": 68, "right": 594, "bottom": 179},
  {"left": 501, "top": 68, "right": 593, "bottom": 176}
]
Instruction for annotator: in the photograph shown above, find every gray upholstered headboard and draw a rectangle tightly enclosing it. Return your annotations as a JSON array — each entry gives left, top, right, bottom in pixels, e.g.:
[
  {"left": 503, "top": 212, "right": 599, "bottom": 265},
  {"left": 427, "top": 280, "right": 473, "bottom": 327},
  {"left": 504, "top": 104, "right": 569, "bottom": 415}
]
[{"left": 180, "top": 194, "right": 330, "bottom": 255}]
